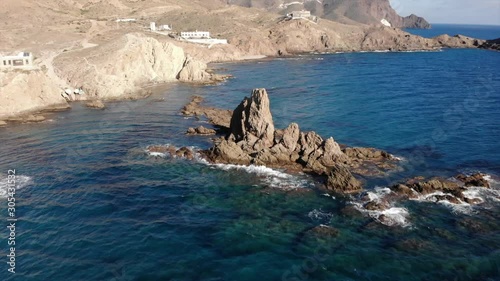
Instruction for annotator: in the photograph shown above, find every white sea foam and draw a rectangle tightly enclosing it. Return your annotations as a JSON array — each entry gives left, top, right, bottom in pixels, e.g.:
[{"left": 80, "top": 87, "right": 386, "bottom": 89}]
[
  {"left": 0, "top": 175, "right": 33, "bottom": 198},
  {"left": 308, "top": 209, "right": 333, "bottom": 221},
  {"left": 365, "top": 186, "right": 392, "bottom": 202},
  {"left": 208, "top": 162, "right": 312, "bottom": 189},
  {"left": 148, "top": 152, "right": 167, "bottom": 158},
  {"left": 391, "top": 155, "right": 405, "bottom": 161},
  {"left": 352, "top": 201, "right": 411, "bottom": 228}
]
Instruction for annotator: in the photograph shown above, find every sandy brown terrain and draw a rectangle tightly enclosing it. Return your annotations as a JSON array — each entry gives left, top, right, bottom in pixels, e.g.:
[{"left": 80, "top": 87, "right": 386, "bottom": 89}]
[{"left": 0, "top": 0, "right": 484, "bottom": 123}]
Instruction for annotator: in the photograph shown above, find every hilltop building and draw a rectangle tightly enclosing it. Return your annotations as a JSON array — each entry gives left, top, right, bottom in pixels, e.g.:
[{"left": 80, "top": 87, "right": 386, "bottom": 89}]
[
  {"left": 179, "top": 31, "right": 227, "bottom": 45},
  {"left": 289, "top": 10, "right": 311, "bottom": 20},
  {"left": 1, "top": 52, "right": 34, "bottom": 69},
  {"left": 150, "top": 22, "right": 172, "bottom": 32},
  {"left": 180, "top": 31, "right": 211, "bottom": 39}
]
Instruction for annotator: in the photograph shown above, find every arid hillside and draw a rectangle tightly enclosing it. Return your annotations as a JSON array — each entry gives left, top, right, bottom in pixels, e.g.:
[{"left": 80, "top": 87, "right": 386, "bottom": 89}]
[
  {"left": 0, "top": 0, "right": 481, "bottom": 122},
  {"left": 224, "top": 0, "right": 431, "bottom": 28}
]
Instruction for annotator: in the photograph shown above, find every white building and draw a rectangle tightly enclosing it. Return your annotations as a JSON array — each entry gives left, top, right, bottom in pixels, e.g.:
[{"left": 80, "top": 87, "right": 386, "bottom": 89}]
[
  {"left": 180, "top": 31, "right": 210, "bottom": 39},
  {"left": 115, "top": 18, "right": 136, "bottom": 22},
  {"left": 150, "top": 22, "right": 172, "bottom": 32},
  {"left": 0, "top": 52, "right": 33, "bottom": 69},
  {"left": 288, "top": 10, "right": 311, "bottom": 20},
  {"left": 380, "top": 19, "right": 392, "bottom": 27}
]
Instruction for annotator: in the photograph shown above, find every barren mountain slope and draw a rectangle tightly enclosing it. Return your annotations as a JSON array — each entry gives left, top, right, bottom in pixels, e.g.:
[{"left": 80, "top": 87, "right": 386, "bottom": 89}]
[{"left": 225, "top": 0, "right": 431, "bottom": 28}]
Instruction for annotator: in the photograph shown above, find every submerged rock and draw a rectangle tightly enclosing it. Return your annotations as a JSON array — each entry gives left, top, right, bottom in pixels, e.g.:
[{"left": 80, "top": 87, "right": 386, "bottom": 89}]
[
  {"left": 307, "top": 225, "right": 340, "bottom": 237},
  {"left": 181, "top": 95, "right": 233, "bottom": 130},
  {"left": 85, "top": 100, "right": 106, "bottom": 109},
  {"left": 186, "top": 126, "right": 216, "bottom": 135}
]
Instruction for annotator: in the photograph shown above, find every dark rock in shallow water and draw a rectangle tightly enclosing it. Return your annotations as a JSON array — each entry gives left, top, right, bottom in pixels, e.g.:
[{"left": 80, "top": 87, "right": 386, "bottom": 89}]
[
  {"left": 389, "top": 173, "right": 490, "bottom": 205},
  {"left": 307, "top": 225, "right": 340, "bottom": 237},
  {"left": 456, "top": 173, "right": 490, "bottom": 188},
  {"left": 326, "top": 164, "right": 362, "bottom": 193},
  {"left": 181, "top": 95, "right": 233, "bottom": 130},
  {"left": 393, "top": 238, "right": 431, "bottom": 252},
  {"left": 146, "top": 145, "right": 194, "bottom": 160},
  {"left": 186, "top": 126, "right": 216, "bottom": 135}
]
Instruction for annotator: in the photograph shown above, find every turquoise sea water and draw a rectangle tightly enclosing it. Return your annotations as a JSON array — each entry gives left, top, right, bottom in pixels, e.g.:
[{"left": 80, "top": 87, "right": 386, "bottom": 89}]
[{"left": 1, "top": 26, "right": 500, "bottom": 281}]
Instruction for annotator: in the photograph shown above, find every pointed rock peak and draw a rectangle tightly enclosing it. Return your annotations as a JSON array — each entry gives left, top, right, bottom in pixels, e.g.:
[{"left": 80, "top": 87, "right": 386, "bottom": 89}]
[{"left": 229, "top": 88, "right": 275, "bottom": 148}]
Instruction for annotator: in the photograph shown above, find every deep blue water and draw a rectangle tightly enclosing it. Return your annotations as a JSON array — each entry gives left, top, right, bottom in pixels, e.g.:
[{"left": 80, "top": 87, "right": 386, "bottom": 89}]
[
  {"left": 1, "top": 39, "right": 500, "bottom": 281},
  {"left": 406, "top": 23, "right": 500, "bottom": 40}
]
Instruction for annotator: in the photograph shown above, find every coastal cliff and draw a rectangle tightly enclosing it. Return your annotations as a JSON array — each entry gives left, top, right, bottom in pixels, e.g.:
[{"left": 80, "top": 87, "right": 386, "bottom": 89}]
[
  {"left": 0, "top": 0, "right": 485, "bottom": 122},
  {"left": 55, "top": 34, "right": 211, "bottom": 100},
  {"left": 0, "top": 71, "right": 69, "bottom": 120}
]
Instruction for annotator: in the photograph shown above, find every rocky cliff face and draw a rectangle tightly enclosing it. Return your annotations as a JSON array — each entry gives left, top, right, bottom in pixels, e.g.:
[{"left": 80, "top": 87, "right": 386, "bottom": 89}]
[
  {"left": 55, "top": 34, "right": 211, "bottom": 100},
  {"left": 0, "top": 70, "right": 69, "bottom": 119},
  {"left": 226, "top": 0, "right": 431, "bottom": 29}
]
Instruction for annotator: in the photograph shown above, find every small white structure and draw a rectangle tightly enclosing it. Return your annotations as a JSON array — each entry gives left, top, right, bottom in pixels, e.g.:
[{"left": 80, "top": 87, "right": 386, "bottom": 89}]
[
  {"left": 288, "top": 10, "right": 311, "bottom": 20},
  {"left": 115, "top": 18, "right": 136, "bottom": 22},
  {"left": 381, "top": 19, "right": 392, "bottom": 27},
  {"left": 1, "top": 52, "right": 33, "bottom": 69},
  {"left": 179, "top": 31, "right": 227, "bottom": 45},
  {"left": 180, "top": 31, "right": 211, "bottom": 39},
  {"left": 150, "top": 22, "right": 172, "bottom": 32}
]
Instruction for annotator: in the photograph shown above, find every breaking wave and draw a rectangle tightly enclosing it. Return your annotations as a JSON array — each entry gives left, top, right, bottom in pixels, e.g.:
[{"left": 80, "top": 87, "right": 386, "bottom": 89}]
[
  {"left": 0, "top": 175, "right": 33, "bottom": 198},
  {"left": 351, "top": 187, "right": 412, "bottom": 228}
]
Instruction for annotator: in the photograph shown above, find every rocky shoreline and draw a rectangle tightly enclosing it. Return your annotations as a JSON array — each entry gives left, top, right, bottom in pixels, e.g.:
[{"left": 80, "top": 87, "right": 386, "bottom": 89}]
[{"left": 0, "top": 24, "right": 486, "bottom": 125}]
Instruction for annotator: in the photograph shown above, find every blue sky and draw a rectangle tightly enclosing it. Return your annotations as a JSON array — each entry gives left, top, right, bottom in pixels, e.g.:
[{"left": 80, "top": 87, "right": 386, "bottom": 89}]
[{"left": 390, "top": 0, "right": 500, "bottom": 25}]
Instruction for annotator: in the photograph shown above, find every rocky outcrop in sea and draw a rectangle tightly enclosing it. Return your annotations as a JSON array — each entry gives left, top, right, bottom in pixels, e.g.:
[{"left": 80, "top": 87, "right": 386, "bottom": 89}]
[{"left": 200, "top": 88, "right": 397, "bottom": 193}]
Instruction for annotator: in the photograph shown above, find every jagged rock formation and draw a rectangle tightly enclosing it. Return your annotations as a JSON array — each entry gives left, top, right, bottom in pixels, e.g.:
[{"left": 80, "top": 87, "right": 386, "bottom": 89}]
[
  {"left": 479, "top": 38, "right": 500, "bottom": 51},
  {"left": 434, "top": 34, "right": 484, "bottom": 49},
  {"left": 226, "top": 0, "right": 431, "bottom": 29},
  {"left": 202, "top": 88, "right": 395, "bottom": 193},
  {"left": 389, "top": 173, "right": 490, "bottom": 204}
]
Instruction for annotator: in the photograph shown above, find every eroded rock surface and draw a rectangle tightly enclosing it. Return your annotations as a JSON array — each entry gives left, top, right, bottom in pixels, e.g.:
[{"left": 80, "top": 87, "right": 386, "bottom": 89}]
[
  {"left": 186, "top": 126, "right": 216, "bottom": 135},
  {"left": 389, "top": 173, "right": 490, "bottom": 204},
  {"left": 182, "top": 96, "right": 233, "bottom": 130}
]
